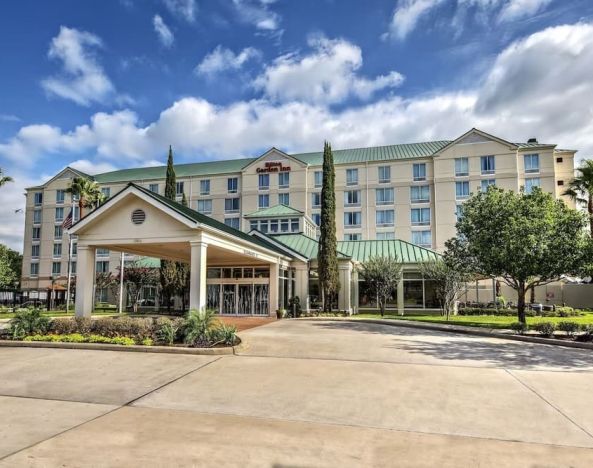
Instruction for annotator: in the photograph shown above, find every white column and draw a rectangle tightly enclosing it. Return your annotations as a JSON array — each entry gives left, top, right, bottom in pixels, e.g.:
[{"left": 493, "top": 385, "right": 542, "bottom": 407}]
[
  {"left": 293, "top": 263, "right": 309, "bottom": 312},
  {"left": 269, "top": 262, "right": 279, "bottom": 316},
  {"left": 397, "top": 277, "right": 405, "bottom": 316},
  {"left": 338, "top": 261, "right": 352, "bottom": 314},
  {"left": 189, "top": 240, "right": 208, "bottom": 311},
  {"left": 75, "top": 245, "right": 95, "bottom": 317}
]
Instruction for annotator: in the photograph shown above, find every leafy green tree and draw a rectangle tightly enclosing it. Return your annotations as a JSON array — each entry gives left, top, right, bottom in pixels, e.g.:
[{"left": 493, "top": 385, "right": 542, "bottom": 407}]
[
  {"left": 160, "top": 145, "right": 179, "bottom": 310},
  {"left": 0, "top": 244, "right": 22, "bottom": 289},
  {"left": 121, "top": 262, "right": 159, "bottom": 313},
  {"left": 94, "top": 272, "right": 116, "bottom": 304},
  {"left": 358, "top": 256, "right": 402, "bottom": 317},
  {"left": 0, "top": 168, "right": 13, "bottom": 188},
  {"left": 563, "top": 159, "right": 593, "bottom": 237},
  {"left": 419, "top": 259, "right": 474, "bottom": 320},
  {"left": 445, "top": 186, "right": 589, "bottom": 324},
  {"left": 318, "top": 141, "right": 339, "bottom": 312},
  {"left": 65, "top": 177, "right": 105, "bottom": 218}
]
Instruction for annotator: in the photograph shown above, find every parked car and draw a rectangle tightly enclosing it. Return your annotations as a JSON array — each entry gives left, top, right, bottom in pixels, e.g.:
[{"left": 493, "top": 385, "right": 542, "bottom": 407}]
[{"left": 528, "top": 303, "right": 543, "bottom": 313}]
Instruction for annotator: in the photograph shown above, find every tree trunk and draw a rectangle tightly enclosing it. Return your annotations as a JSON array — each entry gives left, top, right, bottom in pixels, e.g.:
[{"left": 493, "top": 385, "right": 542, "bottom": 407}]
[
  {"left": 79, "top": 199, "right": 84, "bottom": 219},
  {"left": 588, "top": 195, "right": 593, "bottom": 238},
  {"left": 529, "top": 285, "right": 535, "bottom": 304},
  {"left": 517, "top": 284, "right": 527, "bottom": 324},
  {"left": 380, "top": 300, "right": 385, "bottom": 317}
]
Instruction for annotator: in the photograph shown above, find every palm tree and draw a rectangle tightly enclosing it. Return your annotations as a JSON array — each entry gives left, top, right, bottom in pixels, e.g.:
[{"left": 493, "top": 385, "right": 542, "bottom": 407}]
[
  {"left": 0, "top": 168, "right": 13, "bottom": 188},
  {"left": 563, "top": 159, "right": 593, "bottom": 237},
  {"left": 65, "top": 177, "right": 105, "bottom": 219}
]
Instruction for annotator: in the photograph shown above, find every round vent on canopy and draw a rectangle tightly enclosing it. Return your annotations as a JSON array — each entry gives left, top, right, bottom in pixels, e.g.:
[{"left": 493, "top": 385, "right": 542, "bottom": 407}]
[{"left": 131, "top": 209, "right": 146, "bottom": 225}]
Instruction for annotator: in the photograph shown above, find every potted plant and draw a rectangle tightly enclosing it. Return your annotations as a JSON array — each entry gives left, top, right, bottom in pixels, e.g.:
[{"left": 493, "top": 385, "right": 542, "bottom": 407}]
[{"left": 276, "top": 308, "right": 286, "bottom": 319}]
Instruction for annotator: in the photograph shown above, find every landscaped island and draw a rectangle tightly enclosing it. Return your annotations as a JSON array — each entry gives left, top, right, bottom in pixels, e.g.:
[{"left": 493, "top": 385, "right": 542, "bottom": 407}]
[{"left": 1, "top": 308, "right": 238, "bottom": 348}]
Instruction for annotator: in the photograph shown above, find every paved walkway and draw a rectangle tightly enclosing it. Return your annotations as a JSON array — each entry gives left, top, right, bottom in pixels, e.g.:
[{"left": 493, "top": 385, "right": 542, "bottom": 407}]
[{"left": 0, "top": 320, "right": 592, "bottom": 467}]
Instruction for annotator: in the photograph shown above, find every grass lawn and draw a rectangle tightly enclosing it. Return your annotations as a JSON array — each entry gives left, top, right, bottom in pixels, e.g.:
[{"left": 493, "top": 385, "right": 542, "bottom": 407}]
[{"left": 355, "top": 313, "right": 593, "bottom": 329}]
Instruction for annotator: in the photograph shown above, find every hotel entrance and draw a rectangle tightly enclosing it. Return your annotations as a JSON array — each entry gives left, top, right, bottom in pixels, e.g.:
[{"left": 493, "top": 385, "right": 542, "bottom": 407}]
[{"left": 206, "top": 267, "right": 271, "bottom": 315}]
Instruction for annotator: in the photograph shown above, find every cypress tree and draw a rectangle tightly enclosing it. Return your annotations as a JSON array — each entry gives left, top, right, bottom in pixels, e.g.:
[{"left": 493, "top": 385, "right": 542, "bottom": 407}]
[
  {"left": 161, "top": 145, "right": 178, "bottom": 311},
  {"left": 318, "top": 141, "right": 339, "bottom": 312}
]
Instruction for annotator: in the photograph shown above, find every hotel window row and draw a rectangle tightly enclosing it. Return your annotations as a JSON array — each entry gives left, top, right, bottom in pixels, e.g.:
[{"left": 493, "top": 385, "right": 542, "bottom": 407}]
[
  {"left": 249, "top": 218, "right": 300, "bottom": 233},
  {"left": 339, "top": 208, "right": 431, "bottom": 228},
  {"left": 258, "top": 173, "right": 290, "bottom": 190}
]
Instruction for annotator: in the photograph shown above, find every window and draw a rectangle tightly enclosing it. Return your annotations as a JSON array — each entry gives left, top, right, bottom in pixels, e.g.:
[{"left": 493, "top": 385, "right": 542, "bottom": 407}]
[
  {"left": 376, "top": 188, "right": 394, "bottom": 205},
  {"left": 250, "top": 220, "right": 258, "bottom": 231},
  {"left": 71, "top": 261, "right": 77, "bottom": 274},
  {"left": 525, "top": 177, "right": 540, "bottom": 194},
  {"left": 556, "top": 157, "right": 563, "bottom": 163},
  {"left": 557, "top": 180, "right": 564, "bottom": 186},
  {"left": 278, "top": 193, "right": 290, "bottom": 205},
  {"left": 280, "top": 219, "right": 290, "bottom": 233},
  {"left": 314, "top": 171, "right": 322, "bottom": 188},
  {"left": 200, "top": 179, "right": 210, "bottom": 195},
  {"left": 225, "top": 198, "right": 240, "bottom": 213},
  {"left": 344, "top": 211, "right": 361, "bottom": 227},
  {"left": 411, "top": 230, "right": 432, "bottom": 248},
  {"left": 96, "top": 261, "right": 109, "bottom": 273},
  {"left": 278, "top": 172, "right": 290, "bottom": 188},
  {"left": 96, "top": 248, "right": 110, "bottom": 257},
  {"left": 312, "top": 213, "right": 321, "bottom": 226},
  {"left": 378, "top": 166, "right": 391, "bottom": 183},
  {"left": 56, "top": 189, "right": 65, "bottom": 204},
  {"left": 32, "top": 227, "right": 41, "bottom": 240},
  {"left": 376, "top": 209, "right": 394, "bottom": 227},
  {"left": 456, "top": 181, "right": 470, "bottom": 199},
  {"left": 30, "top": 263, "right": 39, "bottom": 276},
  {"left": 73, "top": 206, "right": 80, "bottom": 222},
  {"left": 312, "top": 192, "right": 321, "bottom": 208},
  {"left": 224, "top": 217, "right": 240, "bottom": 229},
  {"left": 480, "top": 179, "right": 496, "bottom": 191},
  {"left": 197, "top": 199, "right": 212, "bottom": 214},
  {"left": 346, "top": 168, "right": 358, "bottom": 186},
  {"left": 376, "top": 232, "right": 395, "bottom": 240},
  {"left": 481, "top": 155, "right": 495, "bottom": 174},
  {"left": 344, "top": 190, "right": 361, "bottom": 206},
  {"left": 411, "top": 207, "right": 431, "bottom": 226},
  {"left": 31, "top": 244, "right": 40, "bottom": 258},
  {"left": 52, "top": 261, "right": 62, "bottom": 276},
  {"left": 269, "top": 219, "right": 279, "bottom": 233},
  {"left": 455, "top": 204, "right": 464, "bottom": 221},
  {"left": 258, "top": 194, "right": 269, "bottom": 208},
  {"left": 410, "top": 185, "right": 430, "bottom": 203},
  {"left": 72, "top": 242, "right": 77, "bottom": 256},
  {"left": 291, "top": 218, "right": 299, "bottom": 232},
  {"left": 413, "top": 163, "right": 426, "bottom": 181},
  {"left": 455, "top": 158, "right": 469, "bottom": 177},
  {"left": 53, "top": 243, "right": 62, "bottom": 258},
  {"left": 34, "top": 192, "right": 43, "bottom": 206},
  {"left": 101, "top": 187, "right": 111, "bottom": 199},
  {"left": 227, "top": 177, "right": 238, "bottom": 194},
  {"left": 54, "top": 225, "right": 62, "bottom": 239},
  {"left": 55, "top": 207, "right": 64, "bottom": 222},
  {"left": 33, "top": 210, "right": 42, "bottom": 224},
  {"left": 344, "top": 233, "right": 361, "bottom": 241},
  {"left": 176, "top": 181, "right": 184, "bottom": 196},
  {"left": 148, "top": 183, "right": 159, "bottom": 194},
  {"left": 258, "top": 174, "right": 269, "bottom": 190},
  {"left": 524, "top": 154, "right": 540, "bottom": 173}
]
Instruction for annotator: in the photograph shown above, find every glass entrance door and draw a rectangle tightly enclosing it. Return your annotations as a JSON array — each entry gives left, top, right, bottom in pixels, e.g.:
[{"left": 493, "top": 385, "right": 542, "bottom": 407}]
[
  {"left": 222, "top": 284, "right": 236, "bottom": 315},
  {"left": 237, "top": 284, "right": 253, "bottom": 315},
  {"left": 254, "top": 284, "right": 269, "bottom": 315}
]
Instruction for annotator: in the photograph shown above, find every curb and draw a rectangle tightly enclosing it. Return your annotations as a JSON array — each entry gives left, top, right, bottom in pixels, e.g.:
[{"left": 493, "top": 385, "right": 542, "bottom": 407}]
[
  {"left": 296, "top": 317, "right": 593, "bottom": 351},
  {"left": 0, "top": 340, "right": 235, "bottom": 355}
]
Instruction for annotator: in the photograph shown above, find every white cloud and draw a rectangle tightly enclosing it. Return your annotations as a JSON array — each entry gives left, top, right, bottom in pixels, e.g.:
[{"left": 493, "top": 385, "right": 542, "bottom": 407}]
[
  {"left": 195, "top": 46, "right": 261, "bottom": 76},
  {"left": 498, "top": 0, "right": 552, "bottom": 22},
  {"left": 163, "top": 0, "right": 197, "bottom": 22},
  {"left": 41, "top": 26, "right": 116, "bottom": 106},
  {"left": 232, "top": 0, "right": 281, "bottom": 31},
  {"left": 0, "top": 114, "right": 20, "bottom": 123},
  {"left": 69, "top": 159, "right": 118, "bottom": 175},
  {"left": 385, "top": 0, "right": 445, "bottom": 40},
  {"left": 153, "top": 15, "right": 174, "bottom": 48},
  {"left": 254, "top": 37, "right": 405, "bottom": 104}
]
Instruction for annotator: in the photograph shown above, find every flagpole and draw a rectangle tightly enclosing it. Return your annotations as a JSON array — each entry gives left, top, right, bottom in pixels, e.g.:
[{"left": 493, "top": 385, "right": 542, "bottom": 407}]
[{"left": 118, "top": 251, "right": 125, "bottom": 314}]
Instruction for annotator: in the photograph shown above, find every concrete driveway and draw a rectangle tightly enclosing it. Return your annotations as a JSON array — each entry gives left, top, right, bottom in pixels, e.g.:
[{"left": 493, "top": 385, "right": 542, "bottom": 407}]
[{"left": 0, "top": 319, "right": 592, "bottom": 467}]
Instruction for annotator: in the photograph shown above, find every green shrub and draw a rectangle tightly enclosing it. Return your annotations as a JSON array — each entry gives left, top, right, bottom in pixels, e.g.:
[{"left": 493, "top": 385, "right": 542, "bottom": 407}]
[
  {"left": 532, "top": 322, "right": 556, "bottom": 337},
  {"left": 91, "top": 317, "right": 153, "bottom": 340},
  {"left": 458, "top": 307, "right": 528, "bottom": 317},
  {"left": 154, "top": 317, "right": 179, "bottom": 346},
  {"left": 110, "top": 336, "right": 135, "bottom": 346},
  {"left": 210, "top": 323, "right": 238, "bottom": 346},
  {"left": 576, "top": 325, "right": 593, "bottom": 342},
  {"left": 140, "top": 337, "right": 153, "bottom": 346},
  {"left": 87, "top": 335, "right": 112, "bottom": 343},
  {"left": 10, "top": 309, "right": 50, "bottom": 339},
  {"left": 510, "top": 322, "right": 528, "bottom": 335},
  {"left": 557, "top": 321, "right": 580, "bottom": 338},
  {"left": 182, "top": 309, "right": 217, "bottom": 347}
]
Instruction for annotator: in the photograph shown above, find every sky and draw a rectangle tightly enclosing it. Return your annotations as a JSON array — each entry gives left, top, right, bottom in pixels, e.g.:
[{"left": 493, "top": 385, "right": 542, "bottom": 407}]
[{"left": 1, "top": 0, "right": 593, "bottom": 251}]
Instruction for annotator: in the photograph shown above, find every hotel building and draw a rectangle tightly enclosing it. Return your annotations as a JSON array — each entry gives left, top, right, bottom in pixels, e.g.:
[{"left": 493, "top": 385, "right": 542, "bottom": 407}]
[{"left": 19, "top": 128, "right": 576, "bottom": 315}]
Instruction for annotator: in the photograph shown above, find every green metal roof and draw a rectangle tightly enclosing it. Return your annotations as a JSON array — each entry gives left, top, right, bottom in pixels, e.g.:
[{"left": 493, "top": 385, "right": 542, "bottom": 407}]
[
  {"left": 270, "top": 234, "right": 440, "bottom": 263},
  {"left": 337, "top": 240, "right": 440, "bottom": 263},
  {"left": 245, "top": 204, "right": 304, "bottom": 218},
  {"left": 269, "top": 234, "right": 350, "bottom": 260}
]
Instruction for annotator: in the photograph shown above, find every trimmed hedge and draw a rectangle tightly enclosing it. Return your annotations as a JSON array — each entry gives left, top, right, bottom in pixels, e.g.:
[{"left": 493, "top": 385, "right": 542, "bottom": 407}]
[
  {"left": 23, "top": 334, "right": 135, "bottom": 346},
  {"left": 458, "top": 306, "right": 583, "bottom": 317}
]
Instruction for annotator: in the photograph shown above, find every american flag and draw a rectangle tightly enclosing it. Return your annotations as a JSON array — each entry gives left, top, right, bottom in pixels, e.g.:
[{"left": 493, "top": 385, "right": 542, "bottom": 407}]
[{"left": 62, "top": 208, "right": 73, "bottom": 229}]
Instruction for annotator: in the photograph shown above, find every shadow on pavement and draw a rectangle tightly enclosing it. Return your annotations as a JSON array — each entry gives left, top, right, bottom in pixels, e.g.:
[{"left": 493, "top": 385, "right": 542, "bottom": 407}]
[{"left": 311, "top": 320, "right": 593, "bottom": 371}]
